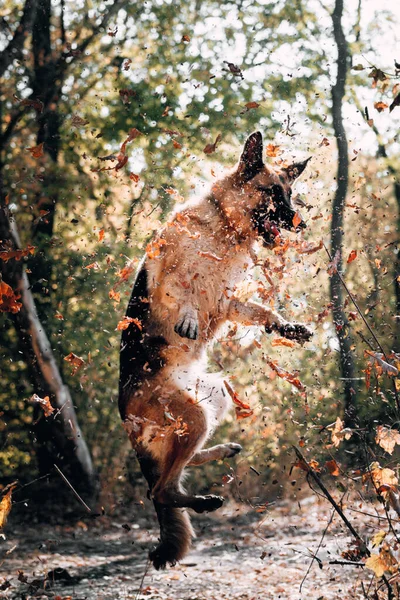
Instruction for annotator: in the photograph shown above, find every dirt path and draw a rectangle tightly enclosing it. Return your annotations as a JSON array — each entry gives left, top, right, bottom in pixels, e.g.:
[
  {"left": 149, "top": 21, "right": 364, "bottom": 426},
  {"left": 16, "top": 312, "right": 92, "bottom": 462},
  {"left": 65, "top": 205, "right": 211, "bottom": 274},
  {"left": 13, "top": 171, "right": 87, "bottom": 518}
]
[{"left": 0, "top": 496, "right": 373, "bottom": 599}]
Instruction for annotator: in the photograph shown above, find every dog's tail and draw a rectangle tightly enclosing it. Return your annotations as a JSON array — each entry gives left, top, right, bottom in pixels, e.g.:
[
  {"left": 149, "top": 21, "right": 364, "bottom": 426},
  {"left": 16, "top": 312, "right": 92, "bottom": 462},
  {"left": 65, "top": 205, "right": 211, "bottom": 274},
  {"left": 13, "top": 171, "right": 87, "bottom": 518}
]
[
  {"left": 138, "top": 451, "right": 194, "bottom": 570},
  {"left": 150, "top": 502, "right": 194, "bottom": 569}
]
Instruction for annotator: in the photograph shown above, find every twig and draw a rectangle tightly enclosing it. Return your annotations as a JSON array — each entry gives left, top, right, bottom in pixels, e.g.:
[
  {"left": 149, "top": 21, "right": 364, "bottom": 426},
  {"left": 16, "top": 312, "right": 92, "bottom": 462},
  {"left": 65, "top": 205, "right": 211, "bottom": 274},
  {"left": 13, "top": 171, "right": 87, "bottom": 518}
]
[
  {"left": 293, "top": 446, "right": 368, "bottom": 553},
  {"left": 299, "top": 506, "right": 335, "bottom": 593},
  {"left": 329, "top": 559, "right": 365, "bottom": 567},
  {"left": 135, "top": 558, "right": 151, "bottom": 600},
  {"left": 53, "top": 464, "right": 92, "bottom": 513}
]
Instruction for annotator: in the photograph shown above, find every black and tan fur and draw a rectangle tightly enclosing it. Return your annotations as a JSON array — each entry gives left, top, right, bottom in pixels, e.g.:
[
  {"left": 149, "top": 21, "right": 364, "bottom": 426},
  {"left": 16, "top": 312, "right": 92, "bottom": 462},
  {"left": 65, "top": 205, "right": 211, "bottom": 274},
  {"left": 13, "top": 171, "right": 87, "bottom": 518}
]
[{"left": 119, "top": 132, "right": 312, "bottom": 569}]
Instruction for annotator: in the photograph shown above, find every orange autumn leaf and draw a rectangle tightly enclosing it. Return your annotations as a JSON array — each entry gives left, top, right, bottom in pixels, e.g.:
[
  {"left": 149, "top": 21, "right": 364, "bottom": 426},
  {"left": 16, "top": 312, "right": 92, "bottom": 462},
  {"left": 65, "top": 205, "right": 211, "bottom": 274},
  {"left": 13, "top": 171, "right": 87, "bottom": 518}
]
[
  {"left": 114, "top": 259, "right": 138, "bottom": 286},
  {"left": 117, "top": 316, "right": 143, "bottom": 331},
  {"left": 271, "top": 337, "right": 296, "bottom": 348},
  {"left": 109, "top": 288, "right": 121, "bottom": 302},
  {"left": 375, "top": 425, "right": 400, "bottom": 455},
  {"left": 64, "top": 352, "right": 85, "bottom": 375},
  {"left": 326, "top": 459, "right": 340, "bottom": 476},
  {"left": 374, "top": 101, "right": 388, "bottom": 113},
  {"left": 29, "top": 393, "right": 54, "bottom": 417},
  {"left": 347, "top": 249, "right": 358, "bottom": 263},
  {"left": 0, "top": 280, "right": 22, "bottom": 313},
  {"left": 26, "top": 142, "right": 44, "bottom": 158},
  {"left": 173, "top": 139, "right": 182, "bottom": 149},
  {"left": 224, "top": 380, "right": 254, "bottom": 420},
  {"left": 266, "top": 144, "right": 282, "bottom": 158},
  {"left": 84, "top": 262, "right": 99, "bottom": 270},
  {"left": 0, "top": 245, "right": 35, "bottom": 262},
  {"left": 0, "top": 484, "right": 17, "bottom": 529},
  {"left": 129, "top": 172, "right": 140, "bottom": 183},
  {"left": 98, "top": 229, "right": 105, "bottom": 242},
  {"left": 146, "top": 238, "right": 167, "bottom": 259},
  {"left": 197, "top": 251, "right": 223, "bottom": 262},
  {"left": 265, "top": 359, "right": 306, "bottom": 392},
  {"left": 292, "top": 212, "right": 302, "bottom": 229}
]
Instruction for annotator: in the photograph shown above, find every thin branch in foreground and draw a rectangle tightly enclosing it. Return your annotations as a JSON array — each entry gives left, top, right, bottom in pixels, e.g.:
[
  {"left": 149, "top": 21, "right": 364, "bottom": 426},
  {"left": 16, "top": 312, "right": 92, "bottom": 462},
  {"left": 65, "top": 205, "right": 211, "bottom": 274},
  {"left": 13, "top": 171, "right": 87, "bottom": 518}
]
[
  {"left": 293, "top": 445, "right": 368, "bottom": 552},
  {"left": 53, "top": 464, "right": 92, "bottom": 513},
  {"left": 323, "top": 242, "right": 400, "bottom": 414}
]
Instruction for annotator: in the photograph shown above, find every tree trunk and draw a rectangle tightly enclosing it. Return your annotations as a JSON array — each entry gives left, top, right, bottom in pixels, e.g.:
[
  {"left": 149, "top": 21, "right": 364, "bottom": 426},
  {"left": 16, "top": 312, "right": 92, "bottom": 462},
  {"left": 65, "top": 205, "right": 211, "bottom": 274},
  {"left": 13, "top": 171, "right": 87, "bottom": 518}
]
[
  {"left": 330, "top": 0, "right": 358, "bottom": 426},
  {"left": 0, "top": 184, "right": 96, "bottom": 498}
]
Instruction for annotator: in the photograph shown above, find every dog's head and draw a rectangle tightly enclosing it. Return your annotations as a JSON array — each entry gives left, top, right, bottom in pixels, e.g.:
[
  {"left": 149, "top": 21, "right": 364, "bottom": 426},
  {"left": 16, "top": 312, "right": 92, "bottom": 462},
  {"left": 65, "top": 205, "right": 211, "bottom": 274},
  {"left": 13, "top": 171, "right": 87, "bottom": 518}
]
[{"left": 213, "top": 131, "right": 310, "bottom": 246}]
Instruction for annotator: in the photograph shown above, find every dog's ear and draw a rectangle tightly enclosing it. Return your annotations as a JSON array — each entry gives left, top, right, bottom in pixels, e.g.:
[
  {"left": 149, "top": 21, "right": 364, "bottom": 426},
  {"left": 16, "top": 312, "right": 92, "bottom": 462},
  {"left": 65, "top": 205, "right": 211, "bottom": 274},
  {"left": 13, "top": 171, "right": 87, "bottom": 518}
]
[
  {"left": 239, "top": 131, "right": 264, "bottom": 181},
  {"left": 283, "top": 157, "right": 311, "bottom": 182}
]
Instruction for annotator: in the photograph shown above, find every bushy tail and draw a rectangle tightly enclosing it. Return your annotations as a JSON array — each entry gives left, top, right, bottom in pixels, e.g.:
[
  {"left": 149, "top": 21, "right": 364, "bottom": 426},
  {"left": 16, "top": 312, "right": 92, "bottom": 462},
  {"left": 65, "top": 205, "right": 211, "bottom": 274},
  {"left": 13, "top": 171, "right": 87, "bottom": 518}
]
[
  {"left": 137, "top": 451, "right": 194, "bottom": 570},
  {"left": 149, "top": 501, "right": 195, "bottom": 570}
]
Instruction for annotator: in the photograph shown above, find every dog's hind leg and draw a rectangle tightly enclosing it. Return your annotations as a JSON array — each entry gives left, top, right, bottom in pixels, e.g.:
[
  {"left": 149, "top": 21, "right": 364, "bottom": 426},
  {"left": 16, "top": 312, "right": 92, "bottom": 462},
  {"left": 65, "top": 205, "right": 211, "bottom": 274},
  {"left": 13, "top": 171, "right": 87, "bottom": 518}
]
[
  {"left": 189, "top": 443, "right": 242, "bottom": 465},
  {"left": 150, "top": 398, "right": 224, "bottom": 513}
]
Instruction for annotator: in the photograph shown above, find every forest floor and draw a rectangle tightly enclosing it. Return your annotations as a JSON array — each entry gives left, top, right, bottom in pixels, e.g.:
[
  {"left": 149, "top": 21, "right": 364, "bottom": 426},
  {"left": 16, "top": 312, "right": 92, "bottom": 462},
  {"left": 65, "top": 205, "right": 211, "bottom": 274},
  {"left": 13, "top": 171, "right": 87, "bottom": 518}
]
[{"left": 0, "top": 494, "right": 376, "bottom": 600}]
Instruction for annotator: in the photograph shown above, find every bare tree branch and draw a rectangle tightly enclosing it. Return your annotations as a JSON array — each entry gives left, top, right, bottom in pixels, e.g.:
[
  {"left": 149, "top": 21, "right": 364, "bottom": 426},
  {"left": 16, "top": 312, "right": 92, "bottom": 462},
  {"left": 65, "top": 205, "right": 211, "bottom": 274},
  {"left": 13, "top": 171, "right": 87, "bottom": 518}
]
[{"left": 0, "top": 0, "right": 39, "bottom": 78}]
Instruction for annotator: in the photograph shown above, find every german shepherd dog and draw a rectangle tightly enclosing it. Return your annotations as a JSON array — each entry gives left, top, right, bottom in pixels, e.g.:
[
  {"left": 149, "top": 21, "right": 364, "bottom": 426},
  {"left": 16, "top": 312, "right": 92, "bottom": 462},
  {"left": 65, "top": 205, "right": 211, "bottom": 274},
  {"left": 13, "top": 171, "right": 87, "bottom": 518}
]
[{"left": 119, "top": 132, "right": 312, "bottom": 569}]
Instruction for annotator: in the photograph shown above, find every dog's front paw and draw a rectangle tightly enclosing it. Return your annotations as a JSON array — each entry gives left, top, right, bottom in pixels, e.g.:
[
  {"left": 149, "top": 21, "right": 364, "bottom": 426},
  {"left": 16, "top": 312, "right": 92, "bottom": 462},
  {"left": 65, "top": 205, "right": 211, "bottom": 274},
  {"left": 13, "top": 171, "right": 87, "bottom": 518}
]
[
  {"left": 278, "top": 322, "right": 313, "bottom": 343},
  {"left": 174, "top": 313, "right": 199, "bottom": 340}
]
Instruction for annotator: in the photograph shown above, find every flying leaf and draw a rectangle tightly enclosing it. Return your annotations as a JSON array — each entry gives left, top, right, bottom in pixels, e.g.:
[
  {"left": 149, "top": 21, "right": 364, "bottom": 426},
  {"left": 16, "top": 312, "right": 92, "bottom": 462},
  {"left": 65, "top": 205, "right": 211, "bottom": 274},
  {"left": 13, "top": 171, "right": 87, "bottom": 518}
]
[
  {"left": 71, "top": 114, "right": 89, "bottom": 127},
  {"left": 244, "top": 101, "right": 260, "bottom": 110},
  {"left": 116, "top": 316, "right": 143, "bottom": 331},
  {"left": 0, "top": 484, "right": 17, "bottom": 529},
  {"left": 64, "top": 352, "right": 85, "bottom": 375},
  {"left": 266, "top": 359, "right": 306, "bottom": 392},
  {"left": 266, "top": 144, "right": 282, "bottom": 157},
  {"left": 98, "top": 229, "right": 105, "bottom": 242},
  {"left": 271, "top": 337, "right": 296, "bottom": 348},
  {"left": 146, "top": 238, "right": 167, "bottom": 259},
  {"left": 0, "top": 245, "right": 35, "bottom": 262},
  {"left": 374, "top": 101, "right": 388, "bottom": 113},
  {"left": 326, "top": 459, "right": 340, "bottom": 476},
  {"left": 292, "top": 212, "right": 302, "bottom": 229},
  {"left": 347, "top": 250, "right": 357, "bottom": 263},
  {"left": 109, "top": 288, "right": 121, "bottom": 303},
  {"left": 28, "top": 393, "right": 54, "bottom": 417},
  {"left": 372, "top": 530, "right": 387, "bottom": 548},
  {"left": 330, "top": 417, "right": 353, "bottom": 447},
  {"left": 375, "top": 425, "right": 400, "bottom": 455},
  {"left": 203, "top": 134, "right": 222, "bottom": 155},
  {"left": 224, "top": 380, "right": 254, "bottom": 420},
  {"left": 0, "top": 281, "right": 22, "bottom": 313},
  {"left": 26, "top": 143, "right": 44, "bottom": 158}
]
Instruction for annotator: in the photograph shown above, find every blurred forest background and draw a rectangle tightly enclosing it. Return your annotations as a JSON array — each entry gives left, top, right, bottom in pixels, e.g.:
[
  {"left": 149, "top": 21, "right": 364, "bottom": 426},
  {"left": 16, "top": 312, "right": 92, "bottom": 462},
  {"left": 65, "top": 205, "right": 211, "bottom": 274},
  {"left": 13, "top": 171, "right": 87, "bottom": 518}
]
[{"left": 0, "top": 0, "right": 399, "bottom": 525}]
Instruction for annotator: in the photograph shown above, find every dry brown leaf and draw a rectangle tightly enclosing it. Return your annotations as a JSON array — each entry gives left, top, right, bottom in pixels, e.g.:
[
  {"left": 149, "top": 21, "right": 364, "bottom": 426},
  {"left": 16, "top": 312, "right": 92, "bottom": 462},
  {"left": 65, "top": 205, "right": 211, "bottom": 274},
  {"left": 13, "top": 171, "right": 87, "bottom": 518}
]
[
  {"left": 266, "top": 359, "right": 306, "bottom": 392},
  {"left": 374, "top": 101, "right": 388, "bottom": 113},
  {"left": 330, "top": 417, "right": 353, "bottom": 447},
  {"left": 203, "top": 134, "right": 222, "bottom": 155},
  {"left": 365, "top": 544, "right": 398, "bottom": 577},
  {"left": 0, "top": 281, "right": 22, "bottom": 314},
  {"left": 266, "top": 144, "right": 282, "bottom": 158},
  {"left": 224, "top": 380, "right": 254, "bottom": 420},
  {"left": 0, "top": 484, "right": 17, "bottom": 529},
  {"left": 116, "top": 316, "right": 143, "bottom": 331},
  {"left": 376, "top": 425, "right": 400, "bottom": 455},
  {"left": 26, "top": 142, "right": 44, "bottom": 158},
  {"left": 0, "top": 245, "right": 35, "bottom": 262},
  {"left": 326, "top": 459, "right": 340, "bottom": 476},
  {"left": 29, "top": 393, "right": 54, "bottom": 417},
  {"left": 64, "top": 352, "right": 85, "bottom": 375}
]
